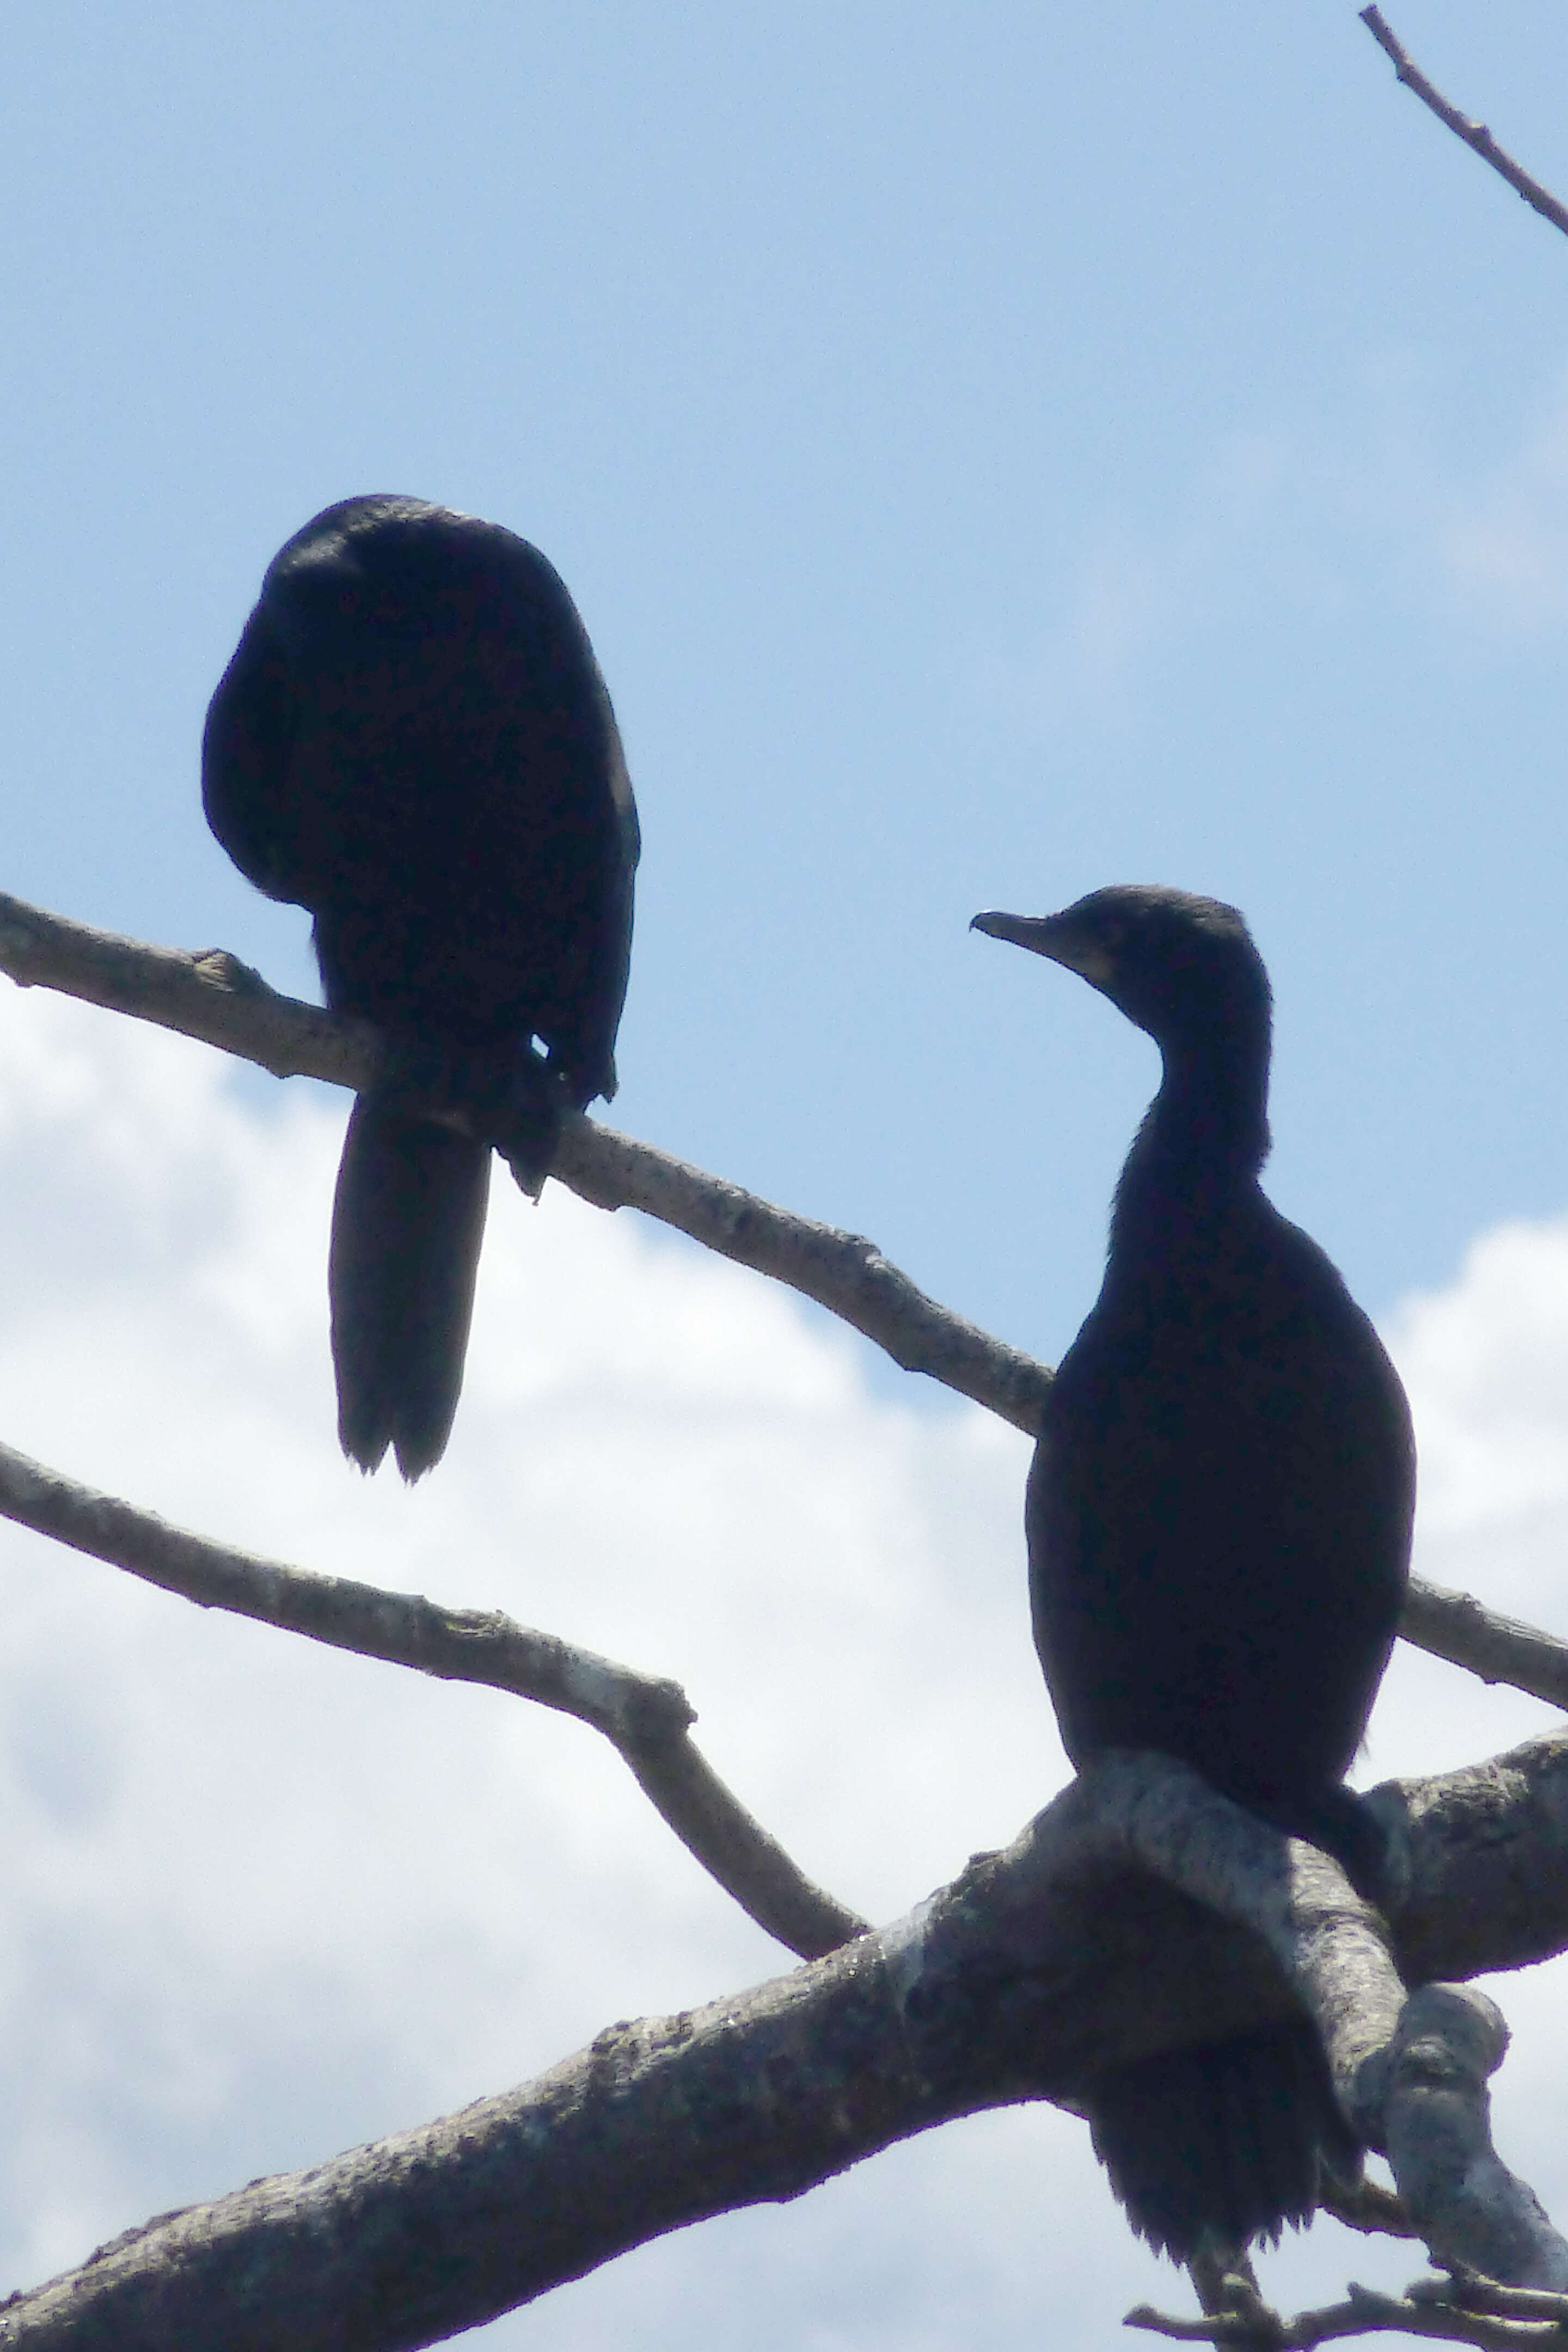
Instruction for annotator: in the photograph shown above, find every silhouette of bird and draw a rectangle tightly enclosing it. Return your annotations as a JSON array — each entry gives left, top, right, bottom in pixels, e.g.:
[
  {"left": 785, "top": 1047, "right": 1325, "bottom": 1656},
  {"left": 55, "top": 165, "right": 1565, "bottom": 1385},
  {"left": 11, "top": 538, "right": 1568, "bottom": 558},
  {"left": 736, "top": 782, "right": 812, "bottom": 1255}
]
[
  {"left": 973, "top": 884, "right": 1413, "bottom": 2258},
  {"left": 204, "top": 494, "right": 639, "bottom": 1479}
]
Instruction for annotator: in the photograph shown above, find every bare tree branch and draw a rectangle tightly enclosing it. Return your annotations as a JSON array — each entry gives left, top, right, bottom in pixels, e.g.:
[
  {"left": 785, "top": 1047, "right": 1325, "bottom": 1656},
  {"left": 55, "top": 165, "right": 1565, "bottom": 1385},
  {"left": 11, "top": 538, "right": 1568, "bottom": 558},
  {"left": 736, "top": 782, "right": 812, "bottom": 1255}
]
[
  {"left": 0, "top": 1437, "right": 866, "bottom": 1961},
  {"left": 1381, "top": 1984, "right": 1568, "bottom": 2289},
  {"left": 4, "top": 1745, "right": 1567, "bottom": 2351},
  {"left": 969, "top": 1759, "right": 1567, "bottom": 2286},
  {"left": 1400, "top": 1581, "right": 1568, "bottom": 1714},
  {"left": 1161, "top": 2216, "right": 1568, "bottom": 2348},
  {"left": 10, "top": 889, "right": 1568, "bottom": 1665},
  {"left": 8, "top": 1394, "right": 1563, "bottom": 1969},
  {"left": 1129, "top": 2273, "right": 1568, "bottom": 2350},
  {"left": 10, "top": 893, "right": 1568, "bottom": 1710},
  {"left": 0, "top": 887, "right": 1053, "bottom": 1434},
  {"left": 1433, "top": 2275, "right": 1568, "bottom": 2325},
  {"left": 1376, "top": 1731, "right": 1568, "bottom": 1987},
  {"left": 980, "top": 1761, "right": 1406, "bottom": 2151},
  {"left": 1131, "top": 2266, "right": 1568, "bottom": 2350},
  {"left": 1318, "top": 2173, "right": 1418, "bottom": 2240},
  {"left": 1360, "top": 10, "right": 1568, "bottom": 241}
]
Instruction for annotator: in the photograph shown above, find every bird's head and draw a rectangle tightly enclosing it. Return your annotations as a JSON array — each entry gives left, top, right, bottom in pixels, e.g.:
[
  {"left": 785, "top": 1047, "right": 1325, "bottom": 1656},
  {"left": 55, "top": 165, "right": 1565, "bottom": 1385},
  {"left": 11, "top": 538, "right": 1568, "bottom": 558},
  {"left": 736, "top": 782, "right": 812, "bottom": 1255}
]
[{"left": 971, "top": 884, "right": 1270, "bottom": 1058}]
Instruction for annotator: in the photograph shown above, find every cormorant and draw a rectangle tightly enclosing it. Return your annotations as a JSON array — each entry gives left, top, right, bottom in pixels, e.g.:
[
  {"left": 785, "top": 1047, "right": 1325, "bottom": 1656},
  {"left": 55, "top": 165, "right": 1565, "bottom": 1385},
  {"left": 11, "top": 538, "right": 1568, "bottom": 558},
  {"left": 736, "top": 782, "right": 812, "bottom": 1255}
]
[
  {"left": 204, "top": 494, "right": 639, "bottom": 1479},
  {"left": 972, "top": 885, "right": 1413, "bottom": 2258}
]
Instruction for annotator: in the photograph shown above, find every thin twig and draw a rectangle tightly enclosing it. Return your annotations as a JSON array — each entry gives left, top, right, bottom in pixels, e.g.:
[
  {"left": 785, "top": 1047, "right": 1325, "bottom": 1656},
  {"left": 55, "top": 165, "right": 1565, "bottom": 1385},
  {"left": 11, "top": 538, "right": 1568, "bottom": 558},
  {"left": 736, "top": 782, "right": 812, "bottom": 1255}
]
[
  {"left": 1129, "top": 2272, "right": 1568, "bottom": 2350},
  {"left": 0, "top": 1438, "right": 867, "bottom": 1960},
  {"left": 1360, "top": 10, "right": 1568, "bottom": 241},
  {"left": 0, "top": 888, "right": 1054, "bottom": 1435},
  {"left": 1424, "top": 2273, "right": 1568, "bottom": 2323}
]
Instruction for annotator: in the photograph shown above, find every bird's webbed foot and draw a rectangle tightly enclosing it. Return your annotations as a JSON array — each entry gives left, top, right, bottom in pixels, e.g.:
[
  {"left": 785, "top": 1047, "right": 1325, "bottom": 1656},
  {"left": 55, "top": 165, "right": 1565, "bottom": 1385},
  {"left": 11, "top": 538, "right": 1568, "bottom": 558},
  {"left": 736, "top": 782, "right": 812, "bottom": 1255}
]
[{"left": 369, "top": 1037, "right": 564, "bottom": 1199}]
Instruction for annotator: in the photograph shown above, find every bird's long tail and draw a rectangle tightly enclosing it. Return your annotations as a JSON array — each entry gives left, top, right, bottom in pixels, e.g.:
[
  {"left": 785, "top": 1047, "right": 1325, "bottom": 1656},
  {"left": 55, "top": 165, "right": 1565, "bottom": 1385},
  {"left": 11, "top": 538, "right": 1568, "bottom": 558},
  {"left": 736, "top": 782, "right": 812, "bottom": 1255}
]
[
  {"left": 1086, "top": 2017, "right": 1358, "bottom": 2261},
  {"left": 1086, "top": 1786, "right": 1380, "bottom": 2259},
  {"left": 328, "top": 1094, "right": 492, "bottom": 1480}
]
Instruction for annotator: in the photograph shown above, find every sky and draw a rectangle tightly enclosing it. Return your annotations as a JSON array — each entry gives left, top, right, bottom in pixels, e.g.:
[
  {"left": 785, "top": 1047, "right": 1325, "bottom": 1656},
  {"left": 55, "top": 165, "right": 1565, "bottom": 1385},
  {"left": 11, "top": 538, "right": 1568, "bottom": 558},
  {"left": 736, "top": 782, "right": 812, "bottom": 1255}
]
[{"left": 3, "top": 2, "right": 1568, "bottom": 2343}]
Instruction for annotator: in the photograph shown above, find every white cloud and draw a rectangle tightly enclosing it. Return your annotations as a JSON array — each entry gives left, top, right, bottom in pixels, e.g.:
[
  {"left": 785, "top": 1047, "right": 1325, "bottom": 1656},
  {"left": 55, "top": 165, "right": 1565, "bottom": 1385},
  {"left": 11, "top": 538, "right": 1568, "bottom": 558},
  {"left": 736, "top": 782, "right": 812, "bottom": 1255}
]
[
  {"left": 979, "top": 365, "right": 1568, "bottom": 727},
  {"left": 975, "top": 428, "right": 1300, "bottom": 724},
  {"left": 1, "top": 983, "right": 1565, "bottom": 2343}
]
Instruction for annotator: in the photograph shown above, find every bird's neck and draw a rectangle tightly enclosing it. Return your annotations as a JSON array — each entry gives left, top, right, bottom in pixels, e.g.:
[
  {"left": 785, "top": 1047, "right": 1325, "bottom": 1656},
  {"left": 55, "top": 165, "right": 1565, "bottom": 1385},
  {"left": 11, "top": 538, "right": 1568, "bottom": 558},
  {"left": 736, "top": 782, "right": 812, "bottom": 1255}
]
[{"left": 1110, "top": 1031, "right": 1272, "bottom": 1250}]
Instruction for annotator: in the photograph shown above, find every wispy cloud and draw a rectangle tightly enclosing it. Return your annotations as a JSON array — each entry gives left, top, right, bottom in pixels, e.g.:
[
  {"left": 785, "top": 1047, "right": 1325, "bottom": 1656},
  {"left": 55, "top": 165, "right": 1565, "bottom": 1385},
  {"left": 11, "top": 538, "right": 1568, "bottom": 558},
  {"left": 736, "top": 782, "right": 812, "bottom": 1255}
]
[
  {"left": 975, "top": 428, "right": 1300, "bottom": 724},
  {"left": 978, "top": 363, "right": 1568, "bottom": 728},
  {"left": 1436, "top": 391, "right": 1568, "bottom": 628}
]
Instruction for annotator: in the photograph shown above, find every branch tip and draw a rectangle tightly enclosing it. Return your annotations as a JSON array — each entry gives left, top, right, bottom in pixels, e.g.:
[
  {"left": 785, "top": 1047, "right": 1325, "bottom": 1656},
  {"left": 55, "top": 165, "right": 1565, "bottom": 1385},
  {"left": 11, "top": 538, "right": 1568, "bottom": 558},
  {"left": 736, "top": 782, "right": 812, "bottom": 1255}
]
[{"left": 1359, "top": 9, "right": 1568, "bottom": 242}]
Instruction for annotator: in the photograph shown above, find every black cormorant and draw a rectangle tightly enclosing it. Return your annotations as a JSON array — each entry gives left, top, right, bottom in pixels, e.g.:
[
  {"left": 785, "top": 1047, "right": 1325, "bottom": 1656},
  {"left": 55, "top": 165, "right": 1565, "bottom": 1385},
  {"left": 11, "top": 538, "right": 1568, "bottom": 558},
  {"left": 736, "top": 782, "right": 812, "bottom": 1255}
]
[
  {"left": 204, "top": 494, "right": 639, "bottom": 1479},
  {"left": 973, "top": 884, "right": 1413, "bottom": 2257}
]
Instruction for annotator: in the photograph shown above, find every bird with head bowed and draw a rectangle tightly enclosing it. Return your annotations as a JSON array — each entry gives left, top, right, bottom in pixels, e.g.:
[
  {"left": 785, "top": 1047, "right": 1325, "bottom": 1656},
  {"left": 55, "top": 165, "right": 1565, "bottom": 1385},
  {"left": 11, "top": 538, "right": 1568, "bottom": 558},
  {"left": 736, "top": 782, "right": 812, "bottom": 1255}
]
[{"left": 204, "top": 494, "right": 639, "bottom": 1480}]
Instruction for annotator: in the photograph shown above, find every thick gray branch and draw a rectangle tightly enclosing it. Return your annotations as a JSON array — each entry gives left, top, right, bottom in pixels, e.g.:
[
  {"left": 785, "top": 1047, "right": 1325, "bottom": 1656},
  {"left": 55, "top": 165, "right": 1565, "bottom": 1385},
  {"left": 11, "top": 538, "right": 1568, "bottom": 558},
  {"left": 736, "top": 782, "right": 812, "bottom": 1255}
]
[
  {"left": 1382, "top": 1987, "right": 1568, "bottom": 2290},
  {"left": 923, "top": 1753, "right": 1568, "bottom": 2284},
  {"left": 0, "top": 889, "right": 1051, "bottom": 1432},
  {"left": 0, "top": 1438, "right": 865, "bottom": 1961},
  {"left": 965, "top": 1756, "right": 1407, "bottom": 2149},
  {"left": 6, "top": 1742, "right": 1568, "bottom": 2350}
]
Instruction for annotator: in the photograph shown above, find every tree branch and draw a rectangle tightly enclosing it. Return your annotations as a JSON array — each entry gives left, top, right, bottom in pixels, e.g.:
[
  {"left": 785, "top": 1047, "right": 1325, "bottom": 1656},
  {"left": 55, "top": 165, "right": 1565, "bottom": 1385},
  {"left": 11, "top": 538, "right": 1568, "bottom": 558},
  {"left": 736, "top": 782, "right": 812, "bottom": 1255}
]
[
  {"left": 1130, "top": 2270, "right": 1568, "bottom": 2350},
  {"left": 959, "top": 1755, "right": 1568, "bottom": 2287},
  {"left": 11, "top": 1377, "right": 1558, "bottom": 1974},
  {"left": 1381, "top": 1985, "right": 1568, "bottom": 2289},
  {"left": 10, "top": 1399, "right": 1562, "bottom": 1967},
  {"left": 0, "top": 1437, "right": 866, "bottom": 1961},
  {"left": 13, "top": 1378, "right": 1559, "bottom": 1985},
  {"left": 1318, "top": 2173, "right": 1417, "bottom": 2240},
  {"left": 9, "top": 892, "right": 1568, "bottom": 1708},
  {"left": 1400, "top": 1580, "right": 1568, "bottom": 1714},
  {"left": 4, "top": 1744, "right": 1567, "bottom": 2350},
  {"left": 14, "top": 1421, "right": 1565, "bottom": 1976},
  {"left": 0, "top": 887, "right": 1053, "bottom": 1434},
  {"left": 1360, "top": 10, "right": 1568, "bottom": 241},
  {"left": 1131, "top": 2266, "right": 1568, "bottom": 2350}
]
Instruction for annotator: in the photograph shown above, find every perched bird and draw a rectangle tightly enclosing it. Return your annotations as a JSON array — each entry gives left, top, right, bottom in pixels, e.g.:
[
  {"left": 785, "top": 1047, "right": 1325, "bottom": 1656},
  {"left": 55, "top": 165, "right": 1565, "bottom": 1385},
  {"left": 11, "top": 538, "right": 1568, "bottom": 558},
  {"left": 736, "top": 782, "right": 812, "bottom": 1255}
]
[
  {"left": 204, "top": 494, "right": 639, "bottom": 1479},
  {"left": 972, "top": 885, "right": 1413, "bottom": 2259}
]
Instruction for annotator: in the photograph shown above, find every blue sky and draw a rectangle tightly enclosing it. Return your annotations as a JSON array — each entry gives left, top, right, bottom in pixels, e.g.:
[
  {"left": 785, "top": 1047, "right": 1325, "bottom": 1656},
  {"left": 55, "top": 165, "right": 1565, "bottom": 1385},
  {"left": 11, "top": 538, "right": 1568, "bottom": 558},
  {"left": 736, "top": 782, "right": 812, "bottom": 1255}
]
[
  {"left": 4, "top": 5, "right": 1568, "bottom": 2343},
  {"left": 7, "top": 2, "right": 1568, "bottom": 1352}
]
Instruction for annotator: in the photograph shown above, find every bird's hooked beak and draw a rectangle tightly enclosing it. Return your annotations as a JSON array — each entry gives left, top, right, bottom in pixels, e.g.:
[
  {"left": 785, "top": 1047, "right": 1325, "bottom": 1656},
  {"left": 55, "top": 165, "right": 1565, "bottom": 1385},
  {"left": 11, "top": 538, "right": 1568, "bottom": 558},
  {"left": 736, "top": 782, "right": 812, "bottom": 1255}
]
[{"left": 970, "top": 908, "right": 1117, "bottom": 989}]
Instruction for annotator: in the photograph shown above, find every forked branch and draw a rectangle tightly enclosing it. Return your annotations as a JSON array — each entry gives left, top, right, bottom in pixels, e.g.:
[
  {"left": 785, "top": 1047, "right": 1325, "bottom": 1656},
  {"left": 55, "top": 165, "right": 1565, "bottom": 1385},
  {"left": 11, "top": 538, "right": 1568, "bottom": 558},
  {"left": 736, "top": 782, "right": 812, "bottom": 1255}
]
[
  {"left": 0, "top": 1438, "right": 866, "bottom": 1960},
  {"left": 1130, "top": 2265, "right": 1568, "bottom": 2350}
]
